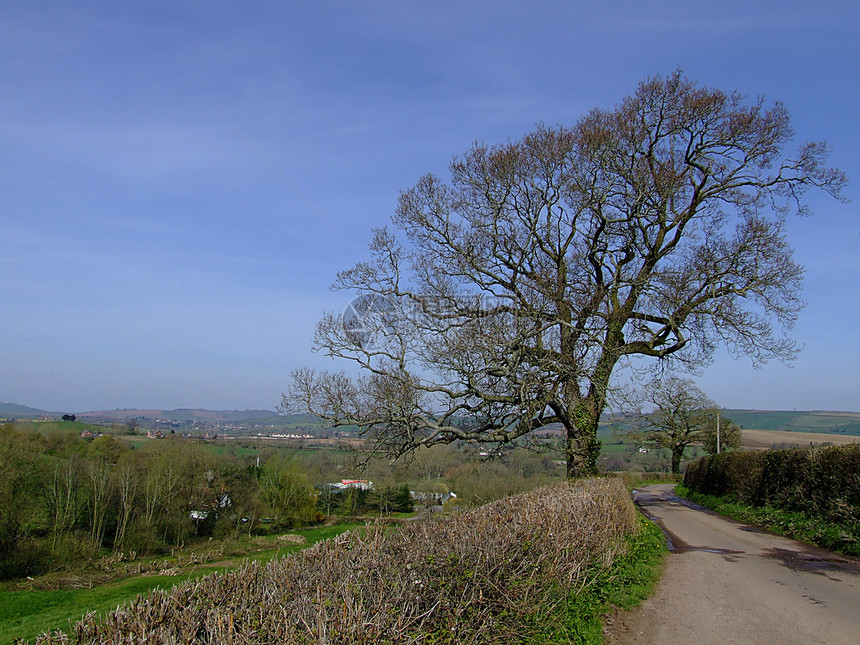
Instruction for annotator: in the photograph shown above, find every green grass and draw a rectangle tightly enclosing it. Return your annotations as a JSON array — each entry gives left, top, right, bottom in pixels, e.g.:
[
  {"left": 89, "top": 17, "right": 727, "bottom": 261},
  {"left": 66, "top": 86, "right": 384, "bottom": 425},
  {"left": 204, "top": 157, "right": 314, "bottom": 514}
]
[
  {"left": 0, "top": 572, "right": 217, "bottom": 643},
  {"left": 0, "top": 523, "right": 360, "bottom": 644},
  {"left": 526, "top": 514, "right": 667, "bottom": 644},
  {"left": 114, "top": 437, "right": 263, "bottom": 457},
  {"left": 675, "top": 484, "right": 860, "bottom": 557},
  {"left": 198, "top": 442, "right": 262, "bottom": 458},
  {"left": 117, "top": 435, "right": 148, "bottom": 449}
]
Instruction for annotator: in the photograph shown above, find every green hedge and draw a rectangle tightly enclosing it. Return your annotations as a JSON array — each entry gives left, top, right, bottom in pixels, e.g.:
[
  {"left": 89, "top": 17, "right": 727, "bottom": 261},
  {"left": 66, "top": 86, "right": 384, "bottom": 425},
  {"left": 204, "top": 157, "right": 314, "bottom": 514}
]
[{"left": 684, "top": 444, "right": 860, "bottom": 535}]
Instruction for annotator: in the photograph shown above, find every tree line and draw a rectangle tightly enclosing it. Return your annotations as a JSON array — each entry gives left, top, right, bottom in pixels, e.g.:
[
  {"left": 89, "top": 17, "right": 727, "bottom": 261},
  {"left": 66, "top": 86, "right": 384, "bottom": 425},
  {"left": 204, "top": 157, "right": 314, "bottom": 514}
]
[{"left": 0, "top": 424, "right": 324, "bottom": 579}]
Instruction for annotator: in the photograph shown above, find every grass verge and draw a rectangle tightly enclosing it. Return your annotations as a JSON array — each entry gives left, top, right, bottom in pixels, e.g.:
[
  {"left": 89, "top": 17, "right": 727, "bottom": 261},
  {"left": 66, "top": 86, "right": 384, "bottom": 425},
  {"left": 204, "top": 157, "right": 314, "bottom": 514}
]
[
  {"left": 0, "top": 523, "right": 359, "bottom": 644},
  {"left": 675, "top": 484, "right": 859, "bottom": 557},
  {"left": 525, "top": 513, "right": 667, "bottom": 644}
]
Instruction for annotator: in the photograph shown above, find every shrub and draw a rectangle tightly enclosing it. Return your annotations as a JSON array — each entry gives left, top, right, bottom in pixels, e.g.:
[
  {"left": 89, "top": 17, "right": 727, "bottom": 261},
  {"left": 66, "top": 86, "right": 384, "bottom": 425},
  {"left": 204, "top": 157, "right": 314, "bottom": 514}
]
[{"left": 0, "top": 538, "right": 51, "bottom": 579}]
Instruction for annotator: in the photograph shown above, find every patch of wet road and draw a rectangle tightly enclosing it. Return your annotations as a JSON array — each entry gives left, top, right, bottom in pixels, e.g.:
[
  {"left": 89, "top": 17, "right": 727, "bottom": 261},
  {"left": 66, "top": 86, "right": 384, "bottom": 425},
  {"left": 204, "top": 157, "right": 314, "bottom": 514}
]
[{"left": 763, "top": 546, "right": 860, "bottom": 577}]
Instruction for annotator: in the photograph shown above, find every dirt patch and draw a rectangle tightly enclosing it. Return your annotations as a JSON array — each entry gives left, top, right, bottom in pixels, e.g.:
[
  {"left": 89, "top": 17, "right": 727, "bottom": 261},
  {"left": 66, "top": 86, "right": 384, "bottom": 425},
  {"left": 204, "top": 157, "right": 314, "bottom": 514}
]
[
  {"left": 198, "top": 560, "right": 236, "bottom": 568},
  {"left": 277, "top": 533, "right": 307, "bottom": 545},
  {"left": 742, "top": 429, "right": 860, "bottom": 450}
]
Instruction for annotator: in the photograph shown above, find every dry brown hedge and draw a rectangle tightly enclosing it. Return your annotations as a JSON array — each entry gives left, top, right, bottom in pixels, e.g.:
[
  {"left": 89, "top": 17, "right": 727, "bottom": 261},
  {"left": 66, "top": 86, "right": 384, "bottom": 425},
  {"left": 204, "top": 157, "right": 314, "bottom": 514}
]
[{"left": 35, "top": 477, "right": 637, "bottom": 644}]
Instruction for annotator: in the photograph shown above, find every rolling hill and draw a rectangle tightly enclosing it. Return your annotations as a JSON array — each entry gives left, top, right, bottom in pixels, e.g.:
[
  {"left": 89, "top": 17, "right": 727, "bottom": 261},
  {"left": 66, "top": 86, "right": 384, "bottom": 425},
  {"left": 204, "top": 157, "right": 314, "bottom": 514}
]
[
  {"left": 0, "top": 402, "right": 57, "bottom": 418},
  {"left": 5, "top": 403, "right": 860, "bottom": 437},
  {"left": 723, "top": 410, "right": 860, "bottom": 436}
]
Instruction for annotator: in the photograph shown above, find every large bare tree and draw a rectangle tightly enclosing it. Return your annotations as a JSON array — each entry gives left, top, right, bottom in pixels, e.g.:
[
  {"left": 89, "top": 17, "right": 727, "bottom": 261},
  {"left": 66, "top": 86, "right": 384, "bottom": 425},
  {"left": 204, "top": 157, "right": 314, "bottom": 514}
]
[{"left": 285, "top": 72, "right": 846, "bottom": 478}]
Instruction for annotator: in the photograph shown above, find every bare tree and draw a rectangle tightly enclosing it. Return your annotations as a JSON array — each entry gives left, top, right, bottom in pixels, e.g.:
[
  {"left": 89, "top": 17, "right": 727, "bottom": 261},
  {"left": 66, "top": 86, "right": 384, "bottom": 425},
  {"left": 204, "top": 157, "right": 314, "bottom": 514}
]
[
  {"left": 45, "top": 459, "right": 79, "bottom": 552},
  {"left": 85, "top": 457, "right": 112, "bottom": 546},
  {"left": 631, "top": 377, "right": 715, "bottom": 474},
  {"left": 286, "top": 71, "right": 846, "bottom": 478},
  {"left": 113, "top": 453, "right": 138, "bottom": 550}
]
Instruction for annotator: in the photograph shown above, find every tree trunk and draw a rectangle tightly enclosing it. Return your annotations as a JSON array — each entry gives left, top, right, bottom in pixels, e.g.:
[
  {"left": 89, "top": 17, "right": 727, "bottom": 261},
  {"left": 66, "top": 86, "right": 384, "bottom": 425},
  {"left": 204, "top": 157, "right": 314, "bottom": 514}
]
[
  {"left": 564, "top": 343, "right": 619, "bottom": 479},
  {"left": 671, "top": 447, "right": 684, "bottom": 475},
  {"left": 566, "top": 400, "right": 602, "bottom": 479}
]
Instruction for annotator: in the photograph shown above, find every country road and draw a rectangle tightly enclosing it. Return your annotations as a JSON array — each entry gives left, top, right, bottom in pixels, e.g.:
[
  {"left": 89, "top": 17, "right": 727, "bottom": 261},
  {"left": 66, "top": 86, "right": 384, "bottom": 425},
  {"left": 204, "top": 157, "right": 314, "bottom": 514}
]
[{"left": 604, "top": 484, "right": 860, "bottom": 644}]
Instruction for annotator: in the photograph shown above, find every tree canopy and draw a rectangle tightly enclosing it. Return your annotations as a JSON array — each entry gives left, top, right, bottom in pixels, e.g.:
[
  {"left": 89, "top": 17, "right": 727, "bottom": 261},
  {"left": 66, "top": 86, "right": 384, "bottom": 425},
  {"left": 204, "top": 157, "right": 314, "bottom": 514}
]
[
  {"left": 701, "top": 416, "right": 743, "bottom": 456},
  {"left": 630, "top": 376, "right": 716, "bottom": 474},
  {"left": 286, "top": 71, "right": 847, "bottom": 478}
]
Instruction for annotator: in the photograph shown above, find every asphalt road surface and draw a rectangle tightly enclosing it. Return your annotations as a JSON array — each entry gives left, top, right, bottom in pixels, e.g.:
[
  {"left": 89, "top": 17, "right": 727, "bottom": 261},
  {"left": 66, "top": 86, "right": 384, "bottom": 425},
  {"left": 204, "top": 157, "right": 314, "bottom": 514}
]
[{"left": 604, "top": 484, "right": 860, "bottom": 644}]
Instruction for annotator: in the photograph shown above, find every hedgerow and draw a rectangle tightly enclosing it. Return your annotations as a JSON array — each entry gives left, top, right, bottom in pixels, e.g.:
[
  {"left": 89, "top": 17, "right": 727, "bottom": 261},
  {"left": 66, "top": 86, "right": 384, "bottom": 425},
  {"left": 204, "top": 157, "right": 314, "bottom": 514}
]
[
  {"left": 33, "top": 477, "right": 637, "bottom": 644},
  {"left": 683, "top": 444, "right": 860, "bottom": 554}
]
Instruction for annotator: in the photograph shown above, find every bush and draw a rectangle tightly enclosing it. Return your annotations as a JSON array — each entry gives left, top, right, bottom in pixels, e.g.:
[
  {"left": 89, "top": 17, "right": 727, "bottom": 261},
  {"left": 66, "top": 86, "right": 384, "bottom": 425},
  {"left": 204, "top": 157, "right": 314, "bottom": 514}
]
[
  {"left": 119, "top": 519, "right": 165, "bottom": 556},
  {"left": 684, "top": 445, "right": 860, "bottom": 550},
  {"left": 0, "top": 538, "right": 51, "bottom": 579},
  {"left": 50, "top": 533, "right": 102, "bottom": 567},
  {"left": 37, "top": 478, "right": 638, "bottom": 644}
]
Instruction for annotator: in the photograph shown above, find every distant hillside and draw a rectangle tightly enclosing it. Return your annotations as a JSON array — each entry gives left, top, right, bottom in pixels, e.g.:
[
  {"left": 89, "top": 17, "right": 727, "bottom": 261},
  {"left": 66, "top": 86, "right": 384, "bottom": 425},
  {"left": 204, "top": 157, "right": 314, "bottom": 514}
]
[
  {"left": 0, "top": 404, "right": 347, "bottom": 435},
  {"left": 0, "top": 404, "right": 287, "bottom": 424},
  {"left": 0, "top": 402, "right": 56, "bottom": 418},
  {"left": 74, "top": 408, "right": 281, "bottom": 424},
  {"left": 723, "top": 410, "right": 860, "bottom": 436},
  {"left": 10, "top": 403, "right": 858, "bottom": 436}
]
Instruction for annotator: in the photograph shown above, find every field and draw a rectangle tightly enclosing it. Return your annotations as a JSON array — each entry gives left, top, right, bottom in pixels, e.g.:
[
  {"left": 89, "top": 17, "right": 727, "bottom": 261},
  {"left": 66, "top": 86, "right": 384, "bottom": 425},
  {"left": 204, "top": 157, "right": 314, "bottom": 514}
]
[
  {"left": 11, "top": 420, "right": 113, "bottom": 436},
  {"left": 725, "top": 410, "right": 860, "bottom": 435},
  {"left": 742, "top": 429, "right": 860, "bottom": 450}
]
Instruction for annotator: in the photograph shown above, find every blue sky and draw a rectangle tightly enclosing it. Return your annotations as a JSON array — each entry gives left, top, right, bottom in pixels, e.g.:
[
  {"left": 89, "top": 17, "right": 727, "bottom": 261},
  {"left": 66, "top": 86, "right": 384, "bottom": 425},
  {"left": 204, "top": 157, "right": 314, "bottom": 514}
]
[{"left": 1, "top": 2, "right": 858, "bottom": 413}]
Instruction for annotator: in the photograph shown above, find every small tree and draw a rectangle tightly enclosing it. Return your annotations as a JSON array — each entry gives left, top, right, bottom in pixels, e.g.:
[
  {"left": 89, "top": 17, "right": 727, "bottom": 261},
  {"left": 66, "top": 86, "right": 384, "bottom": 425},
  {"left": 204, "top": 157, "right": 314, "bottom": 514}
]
[
  {"left": 259, "top": 456, "right": 318, "bottom": 529},
  {"left": 368, "top": 483, "right": 414, "bottom": 515},
  {"left": 394, "top": 484, "right": 414, "bottom": 512},
  {"left": 634, "top": 377, "right": 715, "bottom": 474},
  {"left": 701, "top": 416, "right": 744, "bottom": 455}
]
